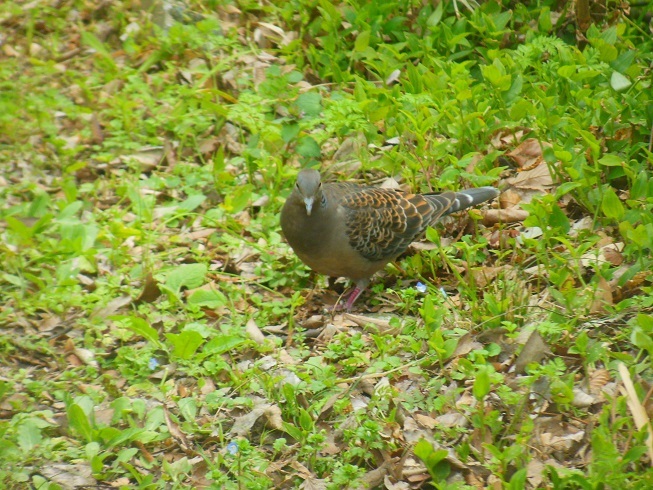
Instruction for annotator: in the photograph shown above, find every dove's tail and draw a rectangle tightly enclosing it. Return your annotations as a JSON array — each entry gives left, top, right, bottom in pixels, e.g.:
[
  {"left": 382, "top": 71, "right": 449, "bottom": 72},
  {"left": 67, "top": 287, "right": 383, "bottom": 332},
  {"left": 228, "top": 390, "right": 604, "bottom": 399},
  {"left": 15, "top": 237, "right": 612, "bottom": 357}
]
[
  {"left": 423, "top": 186, "right": 499, "bottom": 218},
  {"left": 445, "top": 187, "right": 499, "bottom": 215}
]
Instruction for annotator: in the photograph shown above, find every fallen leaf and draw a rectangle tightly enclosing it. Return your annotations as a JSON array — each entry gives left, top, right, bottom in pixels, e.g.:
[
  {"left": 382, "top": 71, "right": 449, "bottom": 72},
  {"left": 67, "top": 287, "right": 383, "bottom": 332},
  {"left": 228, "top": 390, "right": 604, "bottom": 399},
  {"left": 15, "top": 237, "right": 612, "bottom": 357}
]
[
  {"left": 230, "top": 404, "right": 279, "bottom": 437},
  {"left": 589, "top": 276, "right": 613, "bottom": 315},
  {"left": 506, "top": 138, "right": 548, "bottom": 169},
  {"left": 507, "top": 163, "right": 554, "bottom": 190},
  {"left": 618, "top": 363, "right": 653, "bottom": 462},
  {"left": 571, "top": 387, "right": 596, "bottom": 407},
  {"left": 413, "top": 413, "right": 438, "bottom": 429},
  {"left": 482, "top": 208, "right": 529, "bottom": 225},
  {"left": 246, "top": 318, "right": 267, "bottom": 344},
  {"left": 498, "top": 189, "right": 521, "bottom": 209},
  {"left": 589, "top": 369, "right": 611, "bottom": 395},
  {"left": 515, "top": 330, "right": 549, "bottom": 374}
]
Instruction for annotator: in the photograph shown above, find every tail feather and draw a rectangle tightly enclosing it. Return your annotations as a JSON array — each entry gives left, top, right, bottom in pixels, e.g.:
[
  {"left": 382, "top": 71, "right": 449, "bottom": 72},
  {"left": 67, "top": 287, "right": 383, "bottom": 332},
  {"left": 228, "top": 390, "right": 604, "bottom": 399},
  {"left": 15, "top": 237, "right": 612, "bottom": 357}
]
[
  {"left": 446, "top": 187, "right": 499, "bottom": 214},
  {"left": 425, "top": 187, "right": 499, "bottom": 217}
]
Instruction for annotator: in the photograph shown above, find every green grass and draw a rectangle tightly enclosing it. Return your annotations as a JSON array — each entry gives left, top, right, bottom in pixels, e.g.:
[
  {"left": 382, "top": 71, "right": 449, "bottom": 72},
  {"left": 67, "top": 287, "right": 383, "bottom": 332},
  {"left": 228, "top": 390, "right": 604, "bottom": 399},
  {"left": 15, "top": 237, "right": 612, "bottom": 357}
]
[{"left": 1, "top": 0, "right": 653, "bottom": 488}]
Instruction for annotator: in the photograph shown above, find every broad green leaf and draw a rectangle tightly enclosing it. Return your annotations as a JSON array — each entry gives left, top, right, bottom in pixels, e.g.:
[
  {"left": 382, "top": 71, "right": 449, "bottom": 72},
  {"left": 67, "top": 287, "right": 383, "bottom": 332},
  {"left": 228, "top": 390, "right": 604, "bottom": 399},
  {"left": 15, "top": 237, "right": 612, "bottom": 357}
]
[
  {"left": 213, "top": 146, "right": 225, "bottom": 175},
  {"left": 610, "top": 71, "right": 631, "bottom": 92},
  {"left": 509, "top": 98, "right": 533, "bottom": 119},
  {"left": 296, "top": 136, "right": 321, "bottom": 158},
  {"left": 68, "top": 403, "right": 94, "bottom": 443},
  {"left": 538, "top": 8, "right": 552, "bottom": 33},
  {"left": 178, "top": 194, "right": 206, "bottom": 212},
  {"left": 632, "top": 328, "right": 653, "bottom": 356},
  {"left": 597, "top": 43, "right": 617, "bottom": 62},
  {"left": 17, "top": 419, "right": 42, "bottom": 452},
  {"left": 166, "top": 330, "right": 204, "bottom": 360},
  {"left": 281, "top": 123, "right": 300, "bottom": 143},
  {"left": 188, "top": 289, "right": 228, "bottom": 308},
  {"left": 178, "top": 398, "right": 197, "bottom": 422},
  {"left": 282, "top": 422, "right": 303, "bottom": 440},
  {"left": 57, "top": 201, "right": 83, "bottom": 220},
  {"left": 295, "top": 92, "right": 322, "bottom": 117},
  {"left": 114, "top": 315, "right": 161, "bottom": 347},
  {"left": 601, "top": 188, "right": 624, "bottom": 220},
  {"left": 427, "top": 2, "right": 443, "bottom": 27},
  {"left": 354, "top": 30, "right": 370, "bottom": 52},
  {"left": 414, "top": 439, "right": 450, "bottom": 481},
  {"left": 598, "top": 154, "right": 623, "bottom": 167},
  {"left": 103, "top": 426, "right": 147, "bottom": 448},
  {"left": 549, "top": 204, "right": 570, "bottom": 232},
  {"left": 202, "top": 335, "right": 245, "bottom": 356},
  {"left": 509, "top": 468, "right": 528, "bottom": 489},
  {"left": 221, "top": 184, "right": 253, "bottom": 213},
  {"left": 557, "top": 65, "right": 576, "bottom": 78},
  {"left": 473, "top": 365, "right": 491, "bottom": 400},
  {"left": 165, "top": 263, "right": 207, "bottom": 294},
  {"left": 298, "top": 408, "right": 314, "bottom": 432},
  {"left": 554, "top": 182, "right": 582, "bottom": 198},
  {"left": 5, "top": 217, "right": 34, "bottom": 241}
]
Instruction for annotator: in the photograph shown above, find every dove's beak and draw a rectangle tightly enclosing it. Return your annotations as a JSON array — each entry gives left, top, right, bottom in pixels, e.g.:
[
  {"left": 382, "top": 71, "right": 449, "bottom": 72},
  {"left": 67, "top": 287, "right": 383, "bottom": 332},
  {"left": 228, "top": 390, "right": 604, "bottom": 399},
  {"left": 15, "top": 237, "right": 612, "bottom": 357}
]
[{"left": 304, "top": 197, "right": 314, "bottom": 216}]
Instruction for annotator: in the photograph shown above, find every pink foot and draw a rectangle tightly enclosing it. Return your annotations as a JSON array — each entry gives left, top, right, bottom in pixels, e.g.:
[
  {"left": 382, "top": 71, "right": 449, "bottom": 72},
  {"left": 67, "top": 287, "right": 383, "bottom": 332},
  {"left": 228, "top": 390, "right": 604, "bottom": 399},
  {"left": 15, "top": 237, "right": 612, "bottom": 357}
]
[{"left": 335, "top": 286, "right": 364, "bottom": 311}]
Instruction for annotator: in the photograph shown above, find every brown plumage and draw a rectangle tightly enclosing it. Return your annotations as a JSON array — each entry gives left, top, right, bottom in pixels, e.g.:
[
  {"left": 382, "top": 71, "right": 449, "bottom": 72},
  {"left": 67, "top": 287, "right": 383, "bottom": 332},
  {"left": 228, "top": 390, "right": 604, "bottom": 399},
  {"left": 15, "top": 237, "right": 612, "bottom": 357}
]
[{"left": 280, "top": 169, "right": 499, "bottom": 310}]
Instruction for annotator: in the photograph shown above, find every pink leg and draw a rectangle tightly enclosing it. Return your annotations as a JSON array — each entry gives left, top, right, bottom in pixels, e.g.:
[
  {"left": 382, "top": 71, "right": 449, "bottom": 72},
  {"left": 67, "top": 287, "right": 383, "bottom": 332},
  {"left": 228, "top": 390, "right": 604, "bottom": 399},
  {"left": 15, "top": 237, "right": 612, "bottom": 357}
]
[{"left": 335, "top": 286, "right": 365, "bottom": 311}]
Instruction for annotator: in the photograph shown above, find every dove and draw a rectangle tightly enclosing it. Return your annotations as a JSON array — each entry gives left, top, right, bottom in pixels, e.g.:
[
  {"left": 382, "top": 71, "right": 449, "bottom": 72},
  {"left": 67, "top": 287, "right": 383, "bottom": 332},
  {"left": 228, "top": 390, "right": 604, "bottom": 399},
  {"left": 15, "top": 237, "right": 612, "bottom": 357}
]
[{"left": 280, "top": 169, "right": 499, "bottom": 310}]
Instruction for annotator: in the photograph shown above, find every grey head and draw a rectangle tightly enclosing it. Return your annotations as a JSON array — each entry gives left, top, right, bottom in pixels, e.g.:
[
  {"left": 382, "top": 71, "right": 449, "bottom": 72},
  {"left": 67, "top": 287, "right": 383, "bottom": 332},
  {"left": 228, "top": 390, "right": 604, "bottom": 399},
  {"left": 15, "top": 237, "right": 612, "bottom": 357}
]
[{"left": 294, "top": 169, "right": 323, "bottom": 216}]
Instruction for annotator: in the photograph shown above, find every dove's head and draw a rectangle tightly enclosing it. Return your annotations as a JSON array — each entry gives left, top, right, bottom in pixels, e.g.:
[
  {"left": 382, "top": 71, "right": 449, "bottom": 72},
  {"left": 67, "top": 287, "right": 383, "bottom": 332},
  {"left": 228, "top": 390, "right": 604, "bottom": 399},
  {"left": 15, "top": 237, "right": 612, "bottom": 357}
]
[{"left": 295, "top": 169, "right": 322, "bottom": 216}]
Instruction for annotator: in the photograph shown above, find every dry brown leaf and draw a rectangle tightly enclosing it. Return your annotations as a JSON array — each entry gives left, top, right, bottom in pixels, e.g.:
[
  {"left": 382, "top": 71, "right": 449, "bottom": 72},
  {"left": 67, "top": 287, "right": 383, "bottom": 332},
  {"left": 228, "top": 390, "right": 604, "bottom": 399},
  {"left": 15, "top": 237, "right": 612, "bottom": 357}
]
[
  {"left": 515, "top": 330, "right": 549, "bottom": 374},
  {"left": 482, "top": 208, "right": 529, "bottom": 226},
  {"left": 498, "top": 188, "right": 521, "bottom": 209},
  {"left": 264, "top": 404, "right": 284, "bottom": 430},
  {"left": 434, "top": 411, "right": 468, "bottom": 428},
  {"left": 413, "top": 413, "right": 438, "bottom": 429},
  {"left": 383, "top": 475, "right": 410, "bottom": 489},
  {"left": 164, "top": 405, "right": 191, "bottom": 451},
  {"left": 135, "top": 274, "right": 161, "bottom": 304},
  {"left": 343, "top": 313, "right": 399, "bottom": 334},
  {"left": 506, "top": 138, "right": 548, "bottom": 169},
  {"left": 603, "top": 245, "right": 624, "bottom": 266},
  {"left": 571, "top": 387, "right": 597, "bottom": 407},
  {"left": 589, "top": 368, "right": 611, "bottom": 395},
  {"left": 539, "top": 428, "right": 585, "bottom": 451},
  {"left": 299, "top": 477, "right": 328, "bottom": 490},
  {"left": 39, "top": 464, "right": 96, "bottom": 488},
  {"left": 589, "top": 276, "right": 613, "bottom": 315},
  {"left": 452, "top": 333, "right": 483, "bottom": 358},
  {"left": 184, "top": 228, "right": 216, "bottom": 241},
  {"left": 487, "top": 228, "right": 520, "bottom": 248},
  {"left": 330, "top": 134, "right": 366, "bottom": 164},
  {"left": 200, "top": 377, "right": 216, "bottom": 395},
  {"left": 73, "top": 348, "right": 99, "bottom": 368},
  {"left": 490, "top": 128, "right": 528, "bottom": 149},
  {"left": 580, "top": 242, "right": 624, "bottom": 268},
  {"left": 618, "top": 363, "right": 653, "bottom": 463},
  {"left": 230, "top": 403, "right": 283, "bottom": 437},
  {"left": 246, "top": 318, "right": 266, "bottom": 344},
  {"left": 612, "top": 270, "right": 650, "bottom": 301},
  {"left": 38, "top": 314, "right": 62, "bottom": 332},
  {"left": 92, "top": 295, "right": 133, "bottom": 318},
  {"left": 507, "top": 163, "right": 554, "bottom": 190},
  {"left": 120, "top": 146, "right": 165, "bottom": 171},
  {"left": 487, "top": 474, "right": 503, "bottom": 490},
  {"left": 468, "top": 266, "right": 505, "bottom": 288},
  {"left": 526, "top": 459, "right": 546, "bottom": 488},
  {"left": 108, "top": 477, "right": 131, "bottom": 487}
]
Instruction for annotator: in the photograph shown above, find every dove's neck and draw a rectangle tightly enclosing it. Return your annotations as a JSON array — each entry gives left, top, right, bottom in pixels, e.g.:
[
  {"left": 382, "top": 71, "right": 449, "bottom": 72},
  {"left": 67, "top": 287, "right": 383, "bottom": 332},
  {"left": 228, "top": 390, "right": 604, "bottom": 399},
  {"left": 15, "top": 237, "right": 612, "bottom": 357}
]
[{"left": 285, "top": 193, "right": 336, "bottom": 254}]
